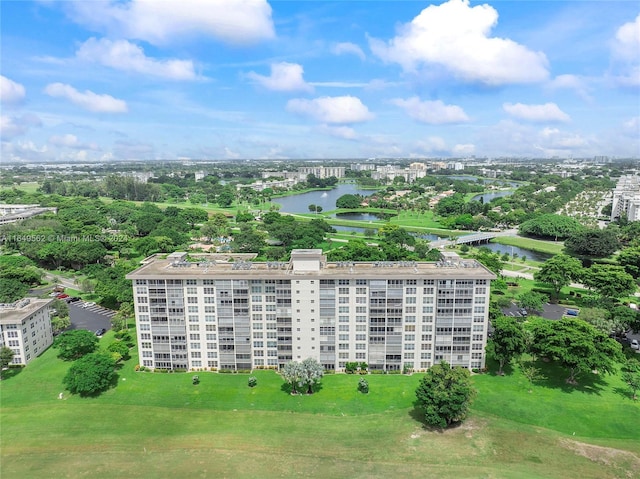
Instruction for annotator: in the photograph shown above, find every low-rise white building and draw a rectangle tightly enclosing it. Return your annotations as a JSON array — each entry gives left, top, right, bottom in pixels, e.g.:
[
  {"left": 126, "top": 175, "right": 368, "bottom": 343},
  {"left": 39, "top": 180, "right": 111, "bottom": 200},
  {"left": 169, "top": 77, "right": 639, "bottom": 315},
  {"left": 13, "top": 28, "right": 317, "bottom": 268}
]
[{"left": 0, "top": 298, "right": 54, "bottom": 365}]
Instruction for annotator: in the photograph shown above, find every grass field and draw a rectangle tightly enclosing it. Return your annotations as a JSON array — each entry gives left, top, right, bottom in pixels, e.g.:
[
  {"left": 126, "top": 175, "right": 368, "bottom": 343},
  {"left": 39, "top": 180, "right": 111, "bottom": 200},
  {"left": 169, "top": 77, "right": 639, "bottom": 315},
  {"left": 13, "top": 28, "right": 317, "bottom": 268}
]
[{"left": 1, "top": 337, "right": 638, "bottom": 479}]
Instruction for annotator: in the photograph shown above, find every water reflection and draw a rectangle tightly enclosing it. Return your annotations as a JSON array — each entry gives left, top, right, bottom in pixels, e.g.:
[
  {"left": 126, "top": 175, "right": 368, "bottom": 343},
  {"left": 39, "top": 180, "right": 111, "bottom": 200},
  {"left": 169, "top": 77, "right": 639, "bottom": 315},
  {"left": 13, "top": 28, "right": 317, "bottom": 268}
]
[
  {"left": 275, "top": 184, "right": 375, "bottom": 214},
  {"left": 333, "top": 212, "right": 386, "bottom": 221},
  {"left": 470, "top": 191, "right": 514, "bottom": 202},
  {"left": 475, "top": 242, "right": 552, "bottom": 262}
]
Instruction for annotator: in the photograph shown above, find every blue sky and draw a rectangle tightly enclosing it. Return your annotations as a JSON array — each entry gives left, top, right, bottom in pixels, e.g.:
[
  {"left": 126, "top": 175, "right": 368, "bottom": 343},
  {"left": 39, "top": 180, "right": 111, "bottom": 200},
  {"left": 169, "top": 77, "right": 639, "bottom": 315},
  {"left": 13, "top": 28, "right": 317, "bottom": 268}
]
[{"left": 1, "top": 0, "right": 638, "bottom": 162}]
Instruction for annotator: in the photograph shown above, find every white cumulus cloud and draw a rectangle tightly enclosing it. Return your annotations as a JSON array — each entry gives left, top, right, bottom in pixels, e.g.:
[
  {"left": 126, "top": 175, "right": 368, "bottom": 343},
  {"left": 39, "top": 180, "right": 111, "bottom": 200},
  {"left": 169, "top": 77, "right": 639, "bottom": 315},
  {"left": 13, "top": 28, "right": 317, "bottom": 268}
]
[
  {"left": 49, "top": 134, "right": 99, "bottom": 150},
  {"left": 391, "top": 97, "right": 469, "bottom": 124},
  {"left": 503, "top": 102, "right": 570, "bottom": 123},
  {"left": 611, "top": 14, "right": 640, "bottom": 87},
  {"left": 0, "top": 75, "right": 26, "bottom": 105},
  {"left": 369, "top": 0, "right": 548, "bottom": 85},
  {"left": 76, "top": 38, "right": 197, "bottom": 80},
  {"left": 286, "top": 96, "right": 373, "bottom": 124},
  {"left": 452, "top": 144, "right": 476, "bottom": 156},
  {"left": 247, "top": 62, "right": 313, "bottom": 92},
  {"left": 332, "top": 42, "right": 366, "bottom": 60},
  {"left": 68, "top": 0, "right": 275, "bottom": 46},
  {"left": 612, "top": 14, "right": 640, "bottom": 61},
  {"left": 416, "top": 136, "right": 447, "bottom": 153},
  {"left": 0, "top": 113, "right": 41, "bottom": 139},
  {"left": 317, "top": 125, "right": 358, "bottom": 140},
  {"left": 547, "top": 74, "right": 591, "bottom": 101},
  {"left": 44, "top": 83, "right": 128, "bottom": 113}
]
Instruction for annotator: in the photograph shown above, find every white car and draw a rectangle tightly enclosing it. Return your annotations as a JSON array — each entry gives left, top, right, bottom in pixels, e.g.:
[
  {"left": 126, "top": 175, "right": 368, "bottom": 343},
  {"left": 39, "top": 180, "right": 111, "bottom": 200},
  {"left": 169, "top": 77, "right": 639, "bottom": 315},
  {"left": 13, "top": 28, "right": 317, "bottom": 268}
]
[
  {"left": 631, "top": 339, "right": 639, "bottom": 350},
  {"left": 82, "top": 302, "right": 96, "bottom": 308}
]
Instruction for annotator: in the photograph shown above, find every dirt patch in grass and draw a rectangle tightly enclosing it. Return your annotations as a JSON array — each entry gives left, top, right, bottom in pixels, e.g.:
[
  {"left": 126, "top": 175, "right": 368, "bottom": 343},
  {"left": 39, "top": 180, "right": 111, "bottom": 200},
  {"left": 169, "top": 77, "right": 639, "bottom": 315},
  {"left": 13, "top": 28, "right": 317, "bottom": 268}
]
[{"left": 560, "top": 438, "right": 640, "bottom": 478}]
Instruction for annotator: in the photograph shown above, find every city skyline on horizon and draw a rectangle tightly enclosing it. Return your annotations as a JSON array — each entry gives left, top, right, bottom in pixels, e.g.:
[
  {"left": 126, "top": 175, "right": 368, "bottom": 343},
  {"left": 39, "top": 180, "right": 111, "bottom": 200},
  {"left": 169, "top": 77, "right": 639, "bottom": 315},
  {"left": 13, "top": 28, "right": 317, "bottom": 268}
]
[{"left": 1, "top": 0, "right": 639, "bottom": 163}]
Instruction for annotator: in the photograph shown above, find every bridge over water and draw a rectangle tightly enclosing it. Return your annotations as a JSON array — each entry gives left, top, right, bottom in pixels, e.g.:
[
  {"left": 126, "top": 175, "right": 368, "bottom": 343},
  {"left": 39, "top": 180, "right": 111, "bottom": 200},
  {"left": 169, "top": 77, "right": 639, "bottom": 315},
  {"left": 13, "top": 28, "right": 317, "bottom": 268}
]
[{"left": 430, "top": 231, "right": 510, "bottom": 249}]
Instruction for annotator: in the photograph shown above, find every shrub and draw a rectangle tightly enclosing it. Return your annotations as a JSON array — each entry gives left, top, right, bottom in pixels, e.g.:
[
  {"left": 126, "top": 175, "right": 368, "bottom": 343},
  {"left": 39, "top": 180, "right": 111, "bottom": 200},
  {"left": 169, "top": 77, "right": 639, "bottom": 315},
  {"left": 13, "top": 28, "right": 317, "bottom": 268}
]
[
  {"left": 345, "top": 362, "right": 358, "bottom": 374},
  {"left": 248, "top": 376, "right": 257, "bottom": 388},
  {"left": 358, "top": 378, "right": 369, "bottom": 394}
]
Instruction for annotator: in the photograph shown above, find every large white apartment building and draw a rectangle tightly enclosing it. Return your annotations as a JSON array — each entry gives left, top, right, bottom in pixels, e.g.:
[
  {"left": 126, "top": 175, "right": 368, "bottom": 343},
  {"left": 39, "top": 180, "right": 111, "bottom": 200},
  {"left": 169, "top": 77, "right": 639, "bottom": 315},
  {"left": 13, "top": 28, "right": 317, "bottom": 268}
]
[
  {"left": 0, "top": 298, "right": 54, "bottom": 365},
  {"left": 126, "top": 250, "right": 495, "bottom": 373},
  {"left": 611, "top": 175, "right": 640, "bottom": 222},
  {"left": 298, "top": 166, "right": 346, "bottom": 179}
]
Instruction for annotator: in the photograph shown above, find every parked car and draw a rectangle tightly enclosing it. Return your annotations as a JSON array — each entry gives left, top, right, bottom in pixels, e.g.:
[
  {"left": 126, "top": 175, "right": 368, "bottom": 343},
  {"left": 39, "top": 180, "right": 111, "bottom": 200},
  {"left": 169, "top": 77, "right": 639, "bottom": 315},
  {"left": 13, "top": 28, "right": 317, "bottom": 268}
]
[
  {"left": 67, "top": 297, "right": 81, "bottom": 303},
  {"left": 56, "top": 293, "right": 69, "bottom": 299},
  {"left": 565, "top": 309, "right": 579, "bottom": 316},
  {"left": 95, "top": 328, "right": 106, "bottom": 337},
  {"left": 83, "top": 302, "right": 96, "bottom": 308},
  {"left": 631, "top": 339, "right": 639, "bottom": 350}
]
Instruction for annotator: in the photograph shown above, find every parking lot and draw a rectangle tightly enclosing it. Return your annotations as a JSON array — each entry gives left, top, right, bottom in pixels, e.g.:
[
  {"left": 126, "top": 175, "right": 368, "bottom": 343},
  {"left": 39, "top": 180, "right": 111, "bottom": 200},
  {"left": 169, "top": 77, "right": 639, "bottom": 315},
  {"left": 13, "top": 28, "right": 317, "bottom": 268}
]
[
  {"left": 501, "top": 301, "right": 640, "bottom": 354},
  {"left": 68, "top": 301, "right": 115, "bottom": 333},
  {"left": 501, "top": 302, "right": 567, "bottom": 320}
]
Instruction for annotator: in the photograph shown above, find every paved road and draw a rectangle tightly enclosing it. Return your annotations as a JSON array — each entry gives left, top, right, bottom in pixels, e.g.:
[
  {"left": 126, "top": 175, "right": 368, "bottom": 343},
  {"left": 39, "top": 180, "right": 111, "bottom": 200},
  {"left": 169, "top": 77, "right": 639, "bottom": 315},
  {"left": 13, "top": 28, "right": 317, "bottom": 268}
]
[{"left": 43, "top": 272, "right": 77, "bottom": 290}]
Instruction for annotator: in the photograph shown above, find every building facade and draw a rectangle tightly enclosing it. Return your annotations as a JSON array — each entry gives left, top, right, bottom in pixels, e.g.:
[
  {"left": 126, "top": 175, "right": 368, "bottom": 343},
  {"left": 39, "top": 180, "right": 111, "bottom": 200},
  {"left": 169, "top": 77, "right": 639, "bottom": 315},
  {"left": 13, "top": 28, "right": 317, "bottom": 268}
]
[
  {"left": 611, "top": 175, "right": 640, "bottom": 222},
  {"left": 298, "top": 166, "right": 346, "bottom": 179},
  {"left": 126, "top": 250, "right": 495, "bottom": 373},
  {"left": 0, "top": 298, "right": 54, "bottom": 365}
]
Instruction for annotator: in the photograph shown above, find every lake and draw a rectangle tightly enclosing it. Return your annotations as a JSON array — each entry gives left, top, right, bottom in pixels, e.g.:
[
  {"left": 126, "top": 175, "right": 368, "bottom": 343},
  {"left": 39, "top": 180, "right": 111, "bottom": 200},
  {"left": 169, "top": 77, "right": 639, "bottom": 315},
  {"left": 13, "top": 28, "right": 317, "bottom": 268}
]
[
  {"left": 332, "top": 212, "right": 386, "bottom": 221},
  {"left": 478, "top": 242, "right": 552, "bottom": 262},
  {"left": 275, "top": 184, "right": 375, "bottom": 214},
  {"left": 470, "top": 190, "right": 514, "bottom": 203}
]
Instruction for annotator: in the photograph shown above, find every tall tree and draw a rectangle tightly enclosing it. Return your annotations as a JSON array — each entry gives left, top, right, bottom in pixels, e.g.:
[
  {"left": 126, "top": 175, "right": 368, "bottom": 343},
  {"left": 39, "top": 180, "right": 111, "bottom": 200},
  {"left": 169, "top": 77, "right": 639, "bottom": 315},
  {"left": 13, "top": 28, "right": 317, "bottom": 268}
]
[
  {"left": 63, "top": 352, "right": 117, "bottom": 396},
  {"left": 51, "top": 316, "right": 71, "bottom": 335},
  {"left": 565, "top": 228, "right": 621, "bottom": 258},
  {"left": 621, "top": 359, "right": 640, "bottom": 400},
  {"left": 300, "top": 357, "right": 324, "bottom": 394},
  {"left": 281, "top": 360, "right": 304, "bottom": 395},
  {"left": 532, "top": 318, "right": 623, "bottom": 384},
  {"left": 486, "top": 316, "right": 526, "bottom": 375},
  {"left": 0, "top": 346, "right": 15, "bottom": 379},
  {"left": 415, "top": 361, "right": 476, "bottom": 428},
  {"left": 335, "top": 194, "right": 362, "bottom": 209},
  {"left": 179, "top": 207, "right": 209, "bottom": 229},
  {"left": 535, "top": 254, "right": 583, "bottom": 299},
  {"left": 519, "top": 214, "right": 583, "bottom": 240},
  {"left": 53, "top": 329, "right": 99, "bottom": 361},
  {"left": 581, "top": 264, "right": 637, "bottom": 300},
  {"left": 577, "top": 308, "right": 615, "bottom": 335},
  {"left": 516, "top": 291, "right": 548, "bottom": 314},
  {"left": 231, "top": 223, "right": 266, "bottom": 253},
  {"left": 0, "top": 278, "right": 29, "bottom": 303},
  {"left": 617, "top": 246, "right": 640, "bottom": 279}
]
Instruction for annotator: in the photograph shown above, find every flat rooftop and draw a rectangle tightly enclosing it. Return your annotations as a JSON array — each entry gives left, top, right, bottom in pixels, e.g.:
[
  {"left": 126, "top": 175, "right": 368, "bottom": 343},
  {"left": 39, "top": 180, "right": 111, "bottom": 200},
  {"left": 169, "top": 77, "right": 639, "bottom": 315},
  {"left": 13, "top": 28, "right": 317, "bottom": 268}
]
[
  {"left": 0, "top": 298, "right": 53, "bottom": 325},
  {"left": 126, "top": 252, "right": 496, "bottom": 281}
]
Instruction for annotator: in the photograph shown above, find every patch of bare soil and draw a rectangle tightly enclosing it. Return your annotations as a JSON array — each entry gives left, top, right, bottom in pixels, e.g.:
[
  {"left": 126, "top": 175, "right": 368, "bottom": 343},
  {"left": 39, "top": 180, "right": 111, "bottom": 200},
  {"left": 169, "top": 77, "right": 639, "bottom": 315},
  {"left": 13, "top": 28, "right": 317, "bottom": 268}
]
[{"left": 560, "top": 438, "right": 640, "bottom": 478}]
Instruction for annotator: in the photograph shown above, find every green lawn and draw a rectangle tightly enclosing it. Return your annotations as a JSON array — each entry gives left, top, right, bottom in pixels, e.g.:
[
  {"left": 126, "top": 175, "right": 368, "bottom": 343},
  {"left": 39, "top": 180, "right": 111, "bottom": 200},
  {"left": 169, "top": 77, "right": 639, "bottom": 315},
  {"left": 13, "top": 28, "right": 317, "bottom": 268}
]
[{"left": 1, "top": 341, "right": 638, "bottom": 479}]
